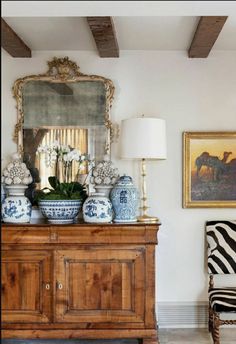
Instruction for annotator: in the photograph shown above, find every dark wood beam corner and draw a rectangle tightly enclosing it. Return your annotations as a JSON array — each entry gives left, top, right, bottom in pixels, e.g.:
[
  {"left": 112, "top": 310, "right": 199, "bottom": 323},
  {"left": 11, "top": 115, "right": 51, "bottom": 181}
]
[
  {"left": 87, "top": 17, "right": 119, "bottom": 58},
  {"left": 1, "top": 18, "right": 31, "bottom": 58},
  {"left": 188, "top": 16, "right": 228, "bottom": 58}
]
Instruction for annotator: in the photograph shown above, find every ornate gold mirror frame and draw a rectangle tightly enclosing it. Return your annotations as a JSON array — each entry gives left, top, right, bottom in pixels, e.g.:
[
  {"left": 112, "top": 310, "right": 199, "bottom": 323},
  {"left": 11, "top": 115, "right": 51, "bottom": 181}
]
[{"left": 13, "top": 56, "right": 115, "bottom": 155}]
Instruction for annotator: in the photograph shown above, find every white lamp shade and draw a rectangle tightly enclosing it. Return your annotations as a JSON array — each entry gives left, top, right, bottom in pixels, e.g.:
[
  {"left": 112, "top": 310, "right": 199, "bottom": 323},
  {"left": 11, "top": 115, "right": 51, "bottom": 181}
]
[{"left": 120, "top": 117, "right": 167, "bottom": 159}]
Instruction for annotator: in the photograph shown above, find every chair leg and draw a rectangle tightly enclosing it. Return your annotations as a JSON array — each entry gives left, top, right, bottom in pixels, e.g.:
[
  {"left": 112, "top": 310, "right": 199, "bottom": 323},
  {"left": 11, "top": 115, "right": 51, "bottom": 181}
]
[
  {"left": 208, "top": 305, "right": 214, "bottom": 333},
  {"left": 212, "top": 312, "right": 221, "bottom": 344}
]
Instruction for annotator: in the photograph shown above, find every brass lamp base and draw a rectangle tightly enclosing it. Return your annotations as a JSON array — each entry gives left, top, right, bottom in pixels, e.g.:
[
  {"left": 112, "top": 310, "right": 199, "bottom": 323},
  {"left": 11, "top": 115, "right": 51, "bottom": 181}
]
[
  {"left": 137, "top": 159, "right": 160, "bottom": 224},
  {"left": 137, "top": 214, "right": 159, "bottom": 223}
]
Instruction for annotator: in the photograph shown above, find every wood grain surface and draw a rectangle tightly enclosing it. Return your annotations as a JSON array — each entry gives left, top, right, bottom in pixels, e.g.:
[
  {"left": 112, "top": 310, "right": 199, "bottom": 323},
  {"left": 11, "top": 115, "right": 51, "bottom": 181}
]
[{"left": 2, "top": 222, "right": 159, "bottom": 341}]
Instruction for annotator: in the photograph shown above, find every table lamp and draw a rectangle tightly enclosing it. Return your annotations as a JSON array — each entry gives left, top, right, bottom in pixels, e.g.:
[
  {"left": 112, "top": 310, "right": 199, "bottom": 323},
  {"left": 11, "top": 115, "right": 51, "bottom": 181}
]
[{"left": 120, "top": 116, "right": 167, "bottom": 223}]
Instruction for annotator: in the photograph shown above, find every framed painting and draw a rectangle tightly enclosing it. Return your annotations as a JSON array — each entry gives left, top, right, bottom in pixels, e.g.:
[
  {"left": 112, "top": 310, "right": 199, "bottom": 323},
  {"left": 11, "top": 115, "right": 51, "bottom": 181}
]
[{"left": 183, "top": 132, "right": 236, "bottom": 208}]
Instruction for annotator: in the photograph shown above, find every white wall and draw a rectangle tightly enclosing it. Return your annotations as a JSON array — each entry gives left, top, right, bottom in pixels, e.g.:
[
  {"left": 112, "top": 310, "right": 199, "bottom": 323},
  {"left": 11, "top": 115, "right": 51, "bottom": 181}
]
[{"left": 2, "top": 49, "right": 236, "bottom": 303}]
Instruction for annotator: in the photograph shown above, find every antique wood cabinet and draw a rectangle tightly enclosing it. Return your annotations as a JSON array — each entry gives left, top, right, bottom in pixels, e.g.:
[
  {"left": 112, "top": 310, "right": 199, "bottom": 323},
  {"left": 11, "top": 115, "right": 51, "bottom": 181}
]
[{"left": 1, "top": 221, "right": 160, "bottom": 343}]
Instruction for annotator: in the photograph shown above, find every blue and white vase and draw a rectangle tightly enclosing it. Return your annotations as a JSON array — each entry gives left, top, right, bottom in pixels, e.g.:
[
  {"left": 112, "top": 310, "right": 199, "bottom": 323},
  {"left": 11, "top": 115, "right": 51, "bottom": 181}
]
[
  {"left": 110, "top": 175, "right": 139, "bottom": 223},
  {"left": 1, "top": 184, "right": 7, "bottom": 220},
  {"left": 2, "top": 185, "right": 32, "bottom": 223},
  {"left": 83, "top": 193, "right": 113, "bottom": 223},
  {"left": 1, "top": 184, "right": 6, "bottom": 204},
  {"left": 94, "top": 185, "right": 112, "bottom": 198}
]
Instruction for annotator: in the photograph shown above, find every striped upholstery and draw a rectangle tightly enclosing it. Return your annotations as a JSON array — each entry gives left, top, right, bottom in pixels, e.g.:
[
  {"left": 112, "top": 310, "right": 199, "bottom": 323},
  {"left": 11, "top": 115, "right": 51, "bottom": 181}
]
[
  {"left": 209, "top": 287, "right": 236, "bottom": 312},
  {"left": 206, "top": 221, "right": 236, "bottom": 274}
]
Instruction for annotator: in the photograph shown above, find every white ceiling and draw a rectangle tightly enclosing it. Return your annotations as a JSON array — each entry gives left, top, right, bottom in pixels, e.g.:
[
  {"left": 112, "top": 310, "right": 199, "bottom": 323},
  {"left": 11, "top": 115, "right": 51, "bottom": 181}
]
[
  {"left": 3, "top": 17, "right": 97, "bottom": 51},
  {"left": 2, "top": 1, "right": 236, "bottom": 52},
  {"left": 2, "top": 1, "right": 236, "bottom": 17},
  {"left": 114, "top": 17, "right": 200, "bottom": 51}
]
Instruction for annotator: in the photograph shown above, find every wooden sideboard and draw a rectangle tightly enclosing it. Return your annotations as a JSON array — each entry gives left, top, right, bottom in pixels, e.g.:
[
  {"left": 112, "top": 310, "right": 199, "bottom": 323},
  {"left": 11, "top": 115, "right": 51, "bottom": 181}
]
[{"left": 1, "top": 220, "right": 160, "bottom": 343}]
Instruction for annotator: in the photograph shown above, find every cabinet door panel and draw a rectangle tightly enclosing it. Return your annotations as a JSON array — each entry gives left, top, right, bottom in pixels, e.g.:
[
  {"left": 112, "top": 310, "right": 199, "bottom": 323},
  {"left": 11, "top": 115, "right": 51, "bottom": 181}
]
[
  {"left": 55, "top": 248, "right": 145, "bottom": 324},
  {"left": 1, "top": 251, "right": 52, "bottom": 323}
]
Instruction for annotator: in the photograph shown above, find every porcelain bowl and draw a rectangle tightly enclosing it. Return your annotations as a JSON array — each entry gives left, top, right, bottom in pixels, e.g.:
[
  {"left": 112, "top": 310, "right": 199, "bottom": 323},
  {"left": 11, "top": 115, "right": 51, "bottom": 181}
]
[{"left": 38, "top": 199, "right": 82, "bottom": 224}]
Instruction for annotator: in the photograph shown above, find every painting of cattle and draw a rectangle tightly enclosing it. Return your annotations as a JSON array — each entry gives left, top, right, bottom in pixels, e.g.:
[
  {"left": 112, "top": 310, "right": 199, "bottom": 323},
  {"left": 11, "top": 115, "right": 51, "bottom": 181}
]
[{"left": 183, "top": 132, "right": 236, "bottom": 208}]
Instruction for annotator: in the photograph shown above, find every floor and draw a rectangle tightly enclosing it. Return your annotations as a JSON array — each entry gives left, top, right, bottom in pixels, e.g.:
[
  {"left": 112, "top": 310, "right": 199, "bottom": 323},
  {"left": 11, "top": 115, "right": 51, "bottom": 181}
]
[
  {"left": 2, "top": 329, "right": 236, "bottom": 344},
  {"left": 159, "top": 328, "right": 236, "bottom": 343}
]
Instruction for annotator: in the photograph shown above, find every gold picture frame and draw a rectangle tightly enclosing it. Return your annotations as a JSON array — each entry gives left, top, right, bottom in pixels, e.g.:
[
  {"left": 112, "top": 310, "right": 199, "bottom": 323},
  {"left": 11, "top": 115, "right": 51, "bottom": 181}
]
[{"left": 183, "top": 132, "right": 236, "bottom": 208}]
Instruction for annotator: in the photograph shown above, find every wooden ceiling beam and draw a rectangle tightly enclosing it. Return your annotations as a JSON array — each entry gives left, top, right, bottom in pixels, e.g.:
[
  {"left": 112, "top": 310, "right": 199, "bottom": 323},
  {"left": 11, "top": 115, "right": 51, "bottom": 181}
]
[
  {"left": 188, "top": 16, "right": 228, "bottom": 58},
  {"left": 1, "top": 18, "right": 31, "bottom": 58},
  {"left": 87, "top": 17, "right": 119, "bottom": 58}
]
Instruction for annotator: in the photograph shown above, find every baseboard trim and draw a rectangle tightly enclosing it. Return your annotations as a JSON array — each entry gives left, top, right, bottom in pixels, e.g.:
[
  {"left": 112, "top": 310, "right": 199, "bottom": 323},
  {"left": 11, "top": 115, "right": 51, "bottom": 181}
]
[
  {"left": 157, "top": 302, "right": 208, "bottom": 328},
  {"left": 157, "top": 302, "right": 236, "bottom": 328}
]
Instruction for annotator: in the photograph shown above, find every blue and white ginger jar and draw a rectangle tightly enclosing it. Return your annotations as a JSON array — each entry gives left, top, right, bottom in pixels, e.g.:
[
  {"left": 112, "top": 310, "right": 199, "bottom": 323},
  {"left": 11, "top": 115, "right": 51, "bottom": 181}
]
[
  {"left": 110, "top": 175, "right": 139, "bottom": 223},
  {"left": 2, "top": 185, "right": 32, "bottom": 223},
  {"left": 83, "top": 193, "right": 113, "bottom": 223}
]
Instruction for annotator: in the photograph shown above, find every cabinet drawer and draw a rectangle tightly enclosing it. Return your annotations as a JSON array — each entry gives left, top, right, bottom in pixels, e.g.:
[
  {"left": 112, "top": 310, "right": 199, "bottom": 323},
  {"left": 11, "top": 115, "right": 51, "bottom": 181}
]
[
  {"left": 2, "top": 227, "right": 50, "bottom": 244},
  {"left": 56, "top": 226, "right": 147, "bottom": 244}
]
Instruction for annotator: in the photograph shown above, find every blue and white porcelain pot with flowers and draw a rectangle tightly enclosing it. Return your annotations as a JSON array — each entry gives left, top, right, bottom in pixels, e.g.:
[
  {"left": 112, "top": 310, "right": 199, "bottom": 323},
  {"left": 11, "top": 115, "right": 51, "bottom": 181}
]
[
  {"left": 110, "top": 175, "right": 139, "bottom": 223},
  {"left": 1, "top": 183, "right": 7, "bottom": 220},
  {"left": 83, "top": 193, "right": 113, "bottom": 223},
  {"left": 1, "top": 183, "right": 6, "bottom": 204},
  {"left": 1, "top": 153, "right": 33, "bottom": 223},
  {"left": 2, "top": 185, "right": 32, "bottom": 223}
]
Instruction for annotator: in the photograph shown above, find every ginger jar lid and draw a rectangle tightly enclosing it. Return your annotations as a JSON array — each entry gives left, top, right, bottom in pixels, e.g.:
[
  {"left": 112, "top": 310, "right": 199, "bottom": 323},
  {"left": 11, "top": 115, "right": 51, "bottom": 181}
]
[{"left": 115, "top": 175, "right": 134, "bottom": 186}]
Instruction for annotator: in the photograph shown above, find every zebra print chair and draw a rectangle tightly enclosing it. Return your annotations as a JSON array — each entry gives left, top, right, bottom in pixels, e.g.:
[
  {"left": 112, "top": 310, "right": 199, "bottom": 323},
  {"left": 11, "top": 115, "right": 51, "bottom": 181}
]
[{"left": 206, "top": 220, "right": 236, "bottom": 344}]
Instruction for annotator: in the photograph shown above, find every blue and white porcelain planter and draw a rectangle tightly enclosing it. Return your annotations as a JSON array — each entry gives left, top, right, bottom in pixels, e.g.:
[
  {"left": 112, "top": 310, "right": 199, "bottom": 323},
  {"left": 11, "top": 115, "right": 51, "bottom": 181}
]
[
  {"left": 1, "top": 184, "right": 6, "bottom": 204},
  {"left": 38, "top": 199, "right": 82, "bottom": 224},
  {"left": 94, "top": 185, "right": 112, "bottom": 198},
  {"left": 83, "top": 193, "right": 113, "bottom": 223},
  {"left": 1, "top": 184, "right": 7, "bottom": 220},
  {"left": 110, "top": 175, "right": 139, "bottom": 223},
  {"left": 2, "top": 185, "right": 32, "bottom": 223}
]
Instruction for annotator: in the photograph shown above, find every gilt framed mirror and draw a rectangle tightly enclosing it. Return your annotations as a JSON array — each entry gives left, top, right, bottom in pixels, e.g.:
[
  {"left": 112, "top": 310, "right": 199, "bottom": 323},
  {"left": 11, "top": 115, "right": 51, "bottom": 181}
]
[{"left": 13, "top": 57, "right": 115, "bottom": 201}]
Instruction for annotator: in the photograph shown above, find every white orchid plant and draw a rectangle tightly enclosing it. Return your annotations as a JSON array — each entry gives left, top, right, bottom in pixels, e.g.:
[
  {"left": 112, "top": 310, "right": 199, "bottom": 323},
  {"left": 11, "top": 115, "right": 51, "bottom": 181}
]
[{"left": 37, "top": 141, "right": 90, "bottom": 183}]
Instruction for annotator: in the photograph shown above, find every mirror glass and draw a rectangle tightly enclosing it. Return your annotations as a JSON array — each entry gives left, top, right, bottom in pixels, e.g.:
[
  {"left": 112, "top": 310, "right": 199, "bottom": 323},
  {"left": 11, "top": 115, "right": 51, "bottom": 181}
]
[{"left": 13, "top": 57, "right": 115, "bottom": 198}]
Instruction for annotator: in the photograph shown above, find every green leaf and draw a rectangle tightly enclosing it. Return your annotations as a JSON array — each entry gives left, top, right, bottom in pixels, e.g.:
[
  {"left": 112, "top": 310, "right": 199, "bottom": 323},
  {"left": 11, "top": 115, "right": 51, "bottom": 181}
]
[
  {"left": 48, "top": 176, "right": 60, "bottom": 190},
  {"left": 33, "top": 176, "right": 88, "bottom": 203}
]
